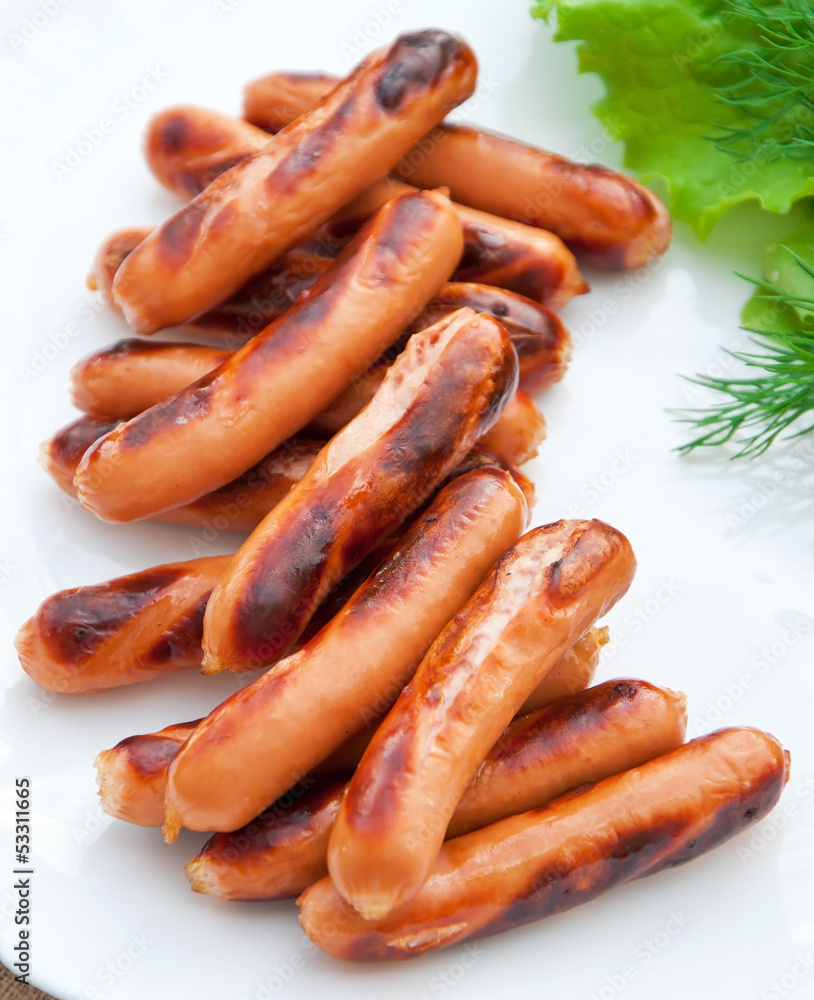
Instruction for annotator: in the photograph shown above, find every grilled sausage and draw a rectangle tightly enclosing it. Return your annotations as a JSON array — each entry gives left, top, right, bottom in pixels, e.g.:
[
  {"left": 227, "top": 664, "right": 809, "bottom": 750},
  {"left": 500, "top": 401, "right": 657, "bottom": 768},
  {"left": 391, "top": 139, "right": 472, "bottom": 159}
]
[
  {"left": 87, "top": 226, "right": 152, "bottom": 311},
  {"left": 244, "top": 71, "right": 672, "bottom": 269},
  {"left": 478, "top": 388, "right": 546, "bottom": 466},
  {"left": 95, "top": 720, "right": 201, "bottom": 827},
  {"left": 71, "top": 284, "right": 569, "bottom": 422},
  {"left": 327, "top": 519, "right": 636, "bottom": 919},
  {"left": 75, "top": 189, "right": 464, "bottom": 522},
  {"left": 185, "top": 679, "right": 686, "bottom": 900},
  {"left": 308, "top": 282, "right": 569, "bottom": 436},
  {"left": 299, "top": 728, "right": 789, "bottom": 960},
  {"left": 328, "top": 176, "right": 587, "bottom": 307},
  {"left": 243, "top": 72, "right": 337, "bottom": 133},
  {"left": 404, "top": 283, "right": 571, "bottom": 394},
  {"left": 42, "top": 416, "right": 322, "bottom": 534},
  {"left": 392, "top": 125, "right": 672, "bottom": 271},
  {"left": 88, "top": 227, "right": 338, "bottom": 341},
  {"left": 15, "top": 556, "right": 232, "bottom": 694},
  {"left": 315, "top": 623, "right": 607, "bottom": 777},
  {"left": 112, "top": 32, "right": 477, "bottom": 333},
  {"left": 91, "top": 625, "right": 607, "bottom": 829},
  {"left": 200, "top": 307, "right": 518, "bottom": 675},
  {"left": 163, "top": 468, "right": 527, "bottom": 839},
  {"left": 40, "top": 415, "right": 121, "bottom": 496},
  {"left": 141, "top": 103, "right": 586, "bottom": 311},
  {"left": 188, "top": 775, "right": 349, "bottom": 900},
  {"left": 144, "top": 105, "right": 268, "bottom": 200},
  {"left": 517, "top": 624, "right": 606, "bottom": 713},
  {"left": 447, "top": 678, "right": 686, "bottom": 837},
  {"left": 70, "top": 340, "right": 231, "bottom": 419}
]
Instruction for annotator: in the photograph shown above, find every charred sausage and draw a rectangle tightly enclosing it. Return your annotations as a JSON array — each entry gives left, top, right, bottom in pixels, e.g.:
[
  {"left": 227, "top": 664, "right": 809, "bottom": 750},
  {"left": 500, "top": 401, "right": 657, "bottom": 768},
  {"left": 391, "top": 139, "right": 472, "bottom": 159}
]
[
  {"left": 75, "top": 190, "right": 464, "bottom": 522},
  {"left": 327, "top": 519, "right": 636, "bottom": 918},
  {"left": 42, "top": 416, "right": 322, "bottom": 534},
  {"left": 300, "top": 728, "right": 789, "bottom": 959},
  {"left": 15, "top": 556, "right": 232, "bottom": 694},
  {"left": 91, "top": 627, "right": 606, "bottom": 829},
  {"left": 185, "top": 679, "right": 686, "bottom": 900},
  {"left": 163, "top": 466, "right": 527, "bottom": 840},
  {"left": 199, "top": 307, "right": 518, "bottom": 675},
  {"left": 244, "top": 71, "right": 671, "bottom": 269},
  {"left": 112, "top": 32, "right": 477, "bottom": 333}
]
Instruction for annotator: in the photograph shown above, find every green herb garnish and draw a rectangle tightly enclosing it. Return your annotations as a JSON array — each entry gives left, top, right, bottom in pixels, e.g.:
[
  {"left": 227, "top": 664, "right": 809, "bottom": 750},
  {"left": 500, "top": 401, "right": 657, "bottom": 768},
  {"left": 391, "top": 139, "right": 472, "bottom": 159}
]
[
  {"left": 678, "top": 231, "right": 814, "bottom": 456},
  {"left": 713, "top": 0, "right": 814, "bottom": 163}
]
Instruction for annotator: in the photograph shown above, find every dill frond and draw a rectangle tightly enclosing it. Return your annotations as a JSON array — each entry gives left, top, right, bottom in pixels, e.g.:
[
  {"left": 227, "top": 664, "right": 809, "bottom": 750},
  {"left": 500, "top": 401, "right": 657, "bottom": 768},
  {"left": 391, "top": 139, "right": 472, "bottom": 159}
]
[{"left": 712, "top": 0, "right": 814, "bottom": 162}]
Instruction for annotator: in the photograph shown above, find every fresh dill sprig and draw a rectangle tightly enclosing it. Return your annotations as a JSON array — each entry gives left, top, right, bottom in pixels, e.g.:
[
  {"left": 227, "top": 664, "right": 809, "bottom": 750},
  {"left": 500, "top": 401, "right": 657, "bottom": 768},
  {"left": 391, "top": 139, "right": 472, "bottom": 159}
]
[
  {"left": 712, "top": 0, "right": 814, "bottom": 162},
  {"left": 677, "top": 249, "right": 814, "bottom": 458}
]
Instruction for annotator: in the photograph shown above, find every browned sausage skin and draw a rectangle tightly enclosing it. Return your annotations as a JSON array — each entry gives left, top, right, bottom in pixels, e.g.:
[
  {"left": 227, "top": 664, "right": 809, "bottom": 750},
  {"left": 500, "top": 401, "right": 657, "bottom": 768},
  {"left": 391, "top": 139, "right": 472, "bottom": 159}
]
[
  {"left": 40, "top": 415, "right": 121, "bottom": 497},
  {"left": 144, "top": 106, "right": 268, "bottom": 200},
  {"left": 447, "top": 678, "right": 686, "bottom": 837},
  {"left": 406, "top": 283, "right": 571, "bottom": 394},
  {"left": 243, "top": 72, "right": 336, "bottom": 133},
  {"left": 309, "top": 282, "right": 569, "bottom": 436},
  {"left": 518, "top": 623, "right": 606, "bottom": 713},
  {"left": 329, "top": 176, "right": 587, "bottom": 307},
  {"left": 188, "top": 776, "right": 349, "bottom": 901},
  {"left": 140, "top": 104, "right": 586, "bottom": 313},
  {"left": 185, "top": 679, "right": 686, "bottom": 901},
  {"left": 88, "top": 227, "right": 338, "bottom": 341},
  {"left": 75, "top": 190, "right": 464, "bottom": 522},
  {"left": 86, "top": 226, "right": 152, "bottom": 309},
  {"left": 91, "top": 625, "right": 606, "bottom": 829},
  {"left": 70, "top": 340, "right": 231, "bottom": 419},
  {"left": 477, "top": 388, "right": 546, "bottom": 467},
  {"left": 200, "top": 307, "right": 518, "bottom": 676},
  {"left": 113, "top": 32, "right": 478, "bottom": 333},
  {"left": 244, "top": 71, "right": 671, "bottom": 270},
  {"left": 42, "top": 416, "right": 323, "bottom": 534},
  {"left": 164, "top": 467, "right": 528, "bottom": 840},
  {"left": 15, "top": 556, "right": 232, "bottom": 694},
  {"left": 299, "top": 728, "right": 789, "bottom": 960},
  {"left": 70, "top": 283, "right": 569, "bottom": 422},
  {"left": 327, "top": 519, "right": 636, "bottom": 919},
  {"left": 95, "top": 721, "right": 202, "bottom": 827}
]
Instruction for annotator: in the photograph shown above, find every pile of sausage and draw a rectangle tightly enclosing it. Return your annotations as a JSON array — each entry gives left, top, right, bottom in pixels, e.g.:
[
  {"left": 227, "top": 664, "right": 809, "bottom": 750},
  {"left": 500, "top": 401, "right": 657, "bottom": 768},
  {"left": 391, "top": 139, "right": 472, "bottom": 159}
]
[{"left": 16, "top": 29, "right": 789, "bottom": 963}]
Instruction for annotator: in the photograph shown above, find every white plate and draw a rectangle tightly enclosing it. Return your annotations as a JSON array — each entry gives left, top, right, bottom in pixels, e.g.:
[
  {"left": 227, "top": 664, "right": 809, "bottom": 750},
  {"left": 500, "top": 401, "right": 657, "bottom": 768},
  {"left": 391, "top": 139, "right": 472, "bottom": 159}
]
[{"left": 1, "top": 1, "right": 813, "bottom": 998}]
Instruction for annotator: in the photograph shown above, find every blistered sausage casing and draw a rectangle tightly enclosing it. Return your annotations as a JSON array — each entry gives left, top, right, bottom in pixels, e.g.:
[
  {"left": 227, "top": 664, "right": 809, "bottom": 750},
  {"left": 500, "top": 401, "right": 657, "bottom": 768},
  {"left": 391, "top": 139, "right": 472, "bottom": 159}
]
[
  {"left": 200, "top": 307, "right": 518, "bottom": 675},
  {"left": 185, "top": 678, "right": 686, "bottom": 900},
  {"left": 327, "top": 519, "right": 636, "bottom": 919},
  {"left": 112, "top": 31, "right": 477, "bottom": 333},
  {"left": 75, "top": 190, "right": 463, "bottom": 522},
  {"left": 15, "top": 557, "right": 231, "bottom": 694},
  {"left": 299, "top": 728, "right": 789, "bottom": 960},
  {"left": 163, "top": 467, "right": 527, "bottom": 838}
]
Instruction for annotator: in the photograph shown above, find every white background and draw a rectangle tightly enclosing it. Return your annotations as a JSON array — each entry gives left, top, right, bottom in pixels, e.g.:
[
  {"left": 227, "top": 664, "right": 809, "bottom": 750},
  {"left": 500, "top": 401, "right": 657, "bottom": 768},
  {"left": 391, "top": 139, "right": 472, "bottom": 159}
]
[{"left": 1, "top": 1, "right": 812, "bottom": 998}]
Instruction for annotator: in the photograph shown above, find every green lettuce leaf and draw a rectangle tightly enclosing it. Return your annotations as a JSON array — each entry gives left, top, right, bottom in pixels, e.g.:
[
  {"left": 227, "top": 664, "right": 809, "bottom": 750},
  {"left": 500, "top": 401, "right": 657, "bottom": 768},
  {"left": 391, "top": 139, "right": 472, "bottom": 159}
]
[{"left": 532, "top": 0, "right": 814, "bottom": 237}]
